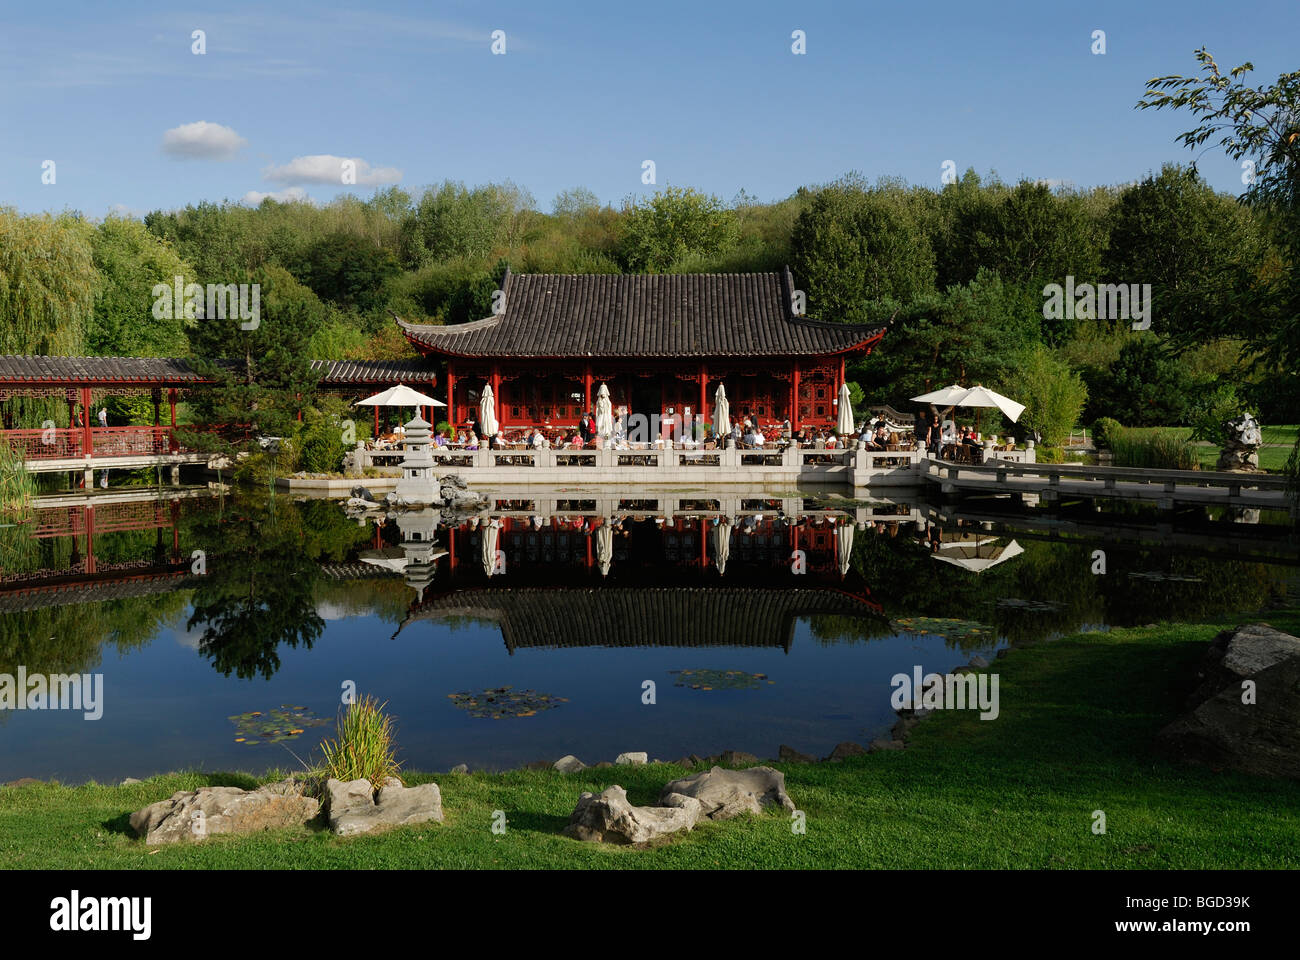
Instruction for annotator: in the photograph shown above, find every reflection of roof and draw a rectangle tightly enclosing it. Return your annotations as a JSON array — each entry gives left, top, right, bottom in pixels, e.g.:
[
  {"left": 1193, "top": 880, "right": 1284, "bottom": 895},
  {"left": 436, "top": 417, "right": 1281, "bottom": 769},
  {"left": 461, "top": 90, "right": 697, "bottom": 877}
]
[
  {"left": 401, "top": 584, "right": 884, "bottom": 653},
  {"left": 0, "top": 569, "right": 188, "bottom": 612},
  {"left": 398, "top": 268, "right": 886, "bottom": 359}
]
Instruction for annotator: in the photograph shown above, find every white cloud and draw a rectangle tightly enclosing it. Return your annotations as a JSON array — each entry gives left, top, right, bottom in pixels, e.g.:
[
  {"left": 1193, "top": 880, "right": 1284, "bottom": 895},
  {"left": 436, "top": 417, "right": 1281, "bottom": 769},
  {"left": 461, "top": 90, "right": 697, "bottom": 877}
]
[
  {"left": 241, "top": 186, "right": 315, "bottom": 205},
  {"left": 1034, "top": 178, "right": 1075, "bottom": 190},
  {"left": 107, "top": 203, "right": 144, "bottom": 219},
  {"left": 162, "top": 121, "right": 247, "bottom": 160},
  {"left": 262, "top": 154, "right": 403, "bottom": 186}
]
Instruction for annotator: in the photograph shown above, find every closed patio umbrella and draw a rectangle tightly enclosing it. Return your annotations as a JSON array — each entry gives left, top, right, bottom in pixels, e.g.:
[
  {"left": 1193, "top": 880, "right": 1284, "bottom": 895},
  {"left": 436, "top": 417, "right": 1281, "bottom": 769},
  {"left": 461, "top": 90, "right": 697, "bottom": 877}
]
[
  {"left": 711, "top": 519, "right": 731, "bottom": 575},
  {"left": 713, "top": 384, "right": 730, "bottom": 436},
  {"left": 480, "top": 519, "right": 501, "bottom": 577},
  {"left": 836, "top": 382, "right": 854, "bottom": 435},
  {"left": 596, "top": 521, "right": 614, "bottom": 577},
  {"left": 595, "top": 383, "right": 613, "bottom": 439},
  {"left": 478, "top": 383, "right": 499, "bottom": 439},
  {"left": 835, "top": 522, "right": 854, "bottom": 576}
]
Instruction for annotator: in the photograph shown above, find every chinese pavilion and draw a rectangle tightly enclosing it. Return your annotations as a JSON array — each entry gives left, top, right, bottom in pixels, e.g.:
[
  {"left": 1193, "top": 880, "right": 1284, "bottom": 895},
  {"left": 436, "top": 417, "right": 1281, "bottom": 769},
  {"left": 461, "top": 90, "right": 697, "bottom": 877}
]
[{"left": 396, "top": 268, "right": 886, "bottom": 435}]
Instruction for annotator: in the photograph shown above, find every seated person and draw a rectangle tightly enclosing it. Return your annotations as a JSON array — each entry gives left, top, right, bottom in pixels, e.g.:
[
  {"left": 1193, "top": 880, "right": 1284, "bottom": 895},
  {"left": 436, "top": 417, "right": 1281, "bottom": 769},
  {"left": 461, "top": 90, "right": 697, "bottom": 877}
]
[
  {"left": 529, "top": 428, "right": 544, "bottom": 449},
  {"left": 434, "top": 430, "right": 448, "bottom": 448}
]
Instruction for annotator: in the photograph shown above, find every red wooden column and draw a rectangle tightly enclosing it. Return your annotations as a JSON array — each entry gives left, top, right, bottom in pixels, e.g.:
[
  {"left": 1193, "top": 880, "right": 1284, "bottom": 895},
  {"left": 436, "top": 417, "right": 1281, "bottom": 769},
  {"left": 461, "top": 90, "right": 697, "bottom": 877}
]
[
  {"left": 81, "top": 386, "right": 92, "bottom": 456},
  {"left": 446, "top": 360, "right": 457, "bottom": 428},
  {"left": 791, "top": 361, "right": 801, "bottom": 431},
  {"left": 583, "top": 363, "right": 593, "bottom": 414},
  {"left": 168, "top": 388, "right": 177, "bottom": 425},
  {"left": 698, "top": 363, "right": 708, "bottom": 428}
]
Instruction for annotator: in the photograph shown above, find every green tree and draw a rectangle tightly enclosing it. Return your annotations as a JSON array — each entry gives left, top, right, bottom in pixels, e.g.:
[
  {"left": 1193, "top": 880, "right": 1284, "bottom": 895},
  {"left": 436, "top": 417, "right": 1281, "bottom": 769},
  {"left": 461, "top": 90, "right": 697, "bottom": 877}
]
[
  {"left": 1007, "top": 344, "right": 1088, "bottom": 447},
  {"left": 620, "top": 185, "right": 739, "bottom": 272},
  {"left": 298, "top": 231, "right": 400, "bottom": 312},
  {"left": 87, "top": 215, "right": 196, "bottom": 357},
  {"left": 0, "top": 209, "right": 97, "bottom": 355},
  {"left": 790, "top": 181, "right": 935, "bottom": 322}
]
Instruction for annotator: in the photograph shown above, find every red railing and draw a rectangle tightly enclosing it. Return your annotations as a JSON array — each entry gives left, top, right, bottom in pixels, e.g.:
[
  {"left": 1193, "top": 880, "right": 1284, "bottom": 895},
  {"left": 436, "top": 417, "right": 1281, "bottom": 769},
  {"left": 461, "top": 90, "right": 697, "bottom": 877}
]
[{"left": 3, "top": 426, "right": 177, "bottom": 460}]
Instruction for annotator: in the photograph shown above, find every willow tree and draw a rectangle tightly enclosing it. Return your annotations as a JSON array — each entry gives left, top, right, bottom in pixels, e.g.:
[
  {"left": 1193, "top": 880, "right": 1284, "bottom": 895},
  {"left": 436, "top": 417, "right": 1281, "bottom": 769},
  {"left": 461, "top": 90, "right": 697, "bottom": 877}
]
[{"left": 0, "top": 209, "right": 97, "bottom": 355}]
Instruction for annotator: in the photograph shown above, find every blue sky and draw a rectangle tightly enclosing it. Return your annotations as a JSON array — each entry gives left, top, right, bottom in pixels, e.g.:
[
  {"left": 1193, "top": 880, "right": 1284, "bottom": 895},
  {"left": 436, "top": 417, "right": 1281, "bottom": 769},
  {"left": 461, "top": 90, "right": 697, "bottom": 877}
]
[{"left": 1, "top": 0, "right": 1296, "bottom": 217}]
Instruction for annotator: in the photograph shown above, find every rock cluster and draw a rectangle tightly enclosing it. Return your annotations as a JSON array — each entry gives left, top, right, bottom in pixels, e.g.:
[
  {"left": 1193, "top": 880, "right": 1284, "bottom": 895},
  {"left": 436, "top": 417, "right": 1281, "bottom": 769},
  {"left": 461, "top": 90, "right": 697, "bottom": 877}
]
[
  {"left": 128, "top": 778, "right": 319, "bottom": 845},
  {"left": 1156, "top": 623, "right": 1300, "bottom": 779},
  {"left": 324, "top": 777, "right": 444, "bottom": 836},
  {"left": 563, "top": 766, "right": 795, "bottom": 844}
]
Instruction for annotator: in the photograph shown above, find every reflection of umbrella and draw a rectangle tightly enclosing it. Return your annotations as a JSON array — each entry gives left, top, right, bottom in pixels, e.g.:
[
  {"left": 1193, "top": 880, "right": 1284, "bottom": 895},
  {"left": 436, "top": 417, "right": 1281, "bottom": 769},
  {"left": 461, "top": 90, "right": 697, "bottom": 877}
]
[
  {"left": 931, "top": 536, "right": 1024, "bottom": 572},
  {"left": 481, "top": 519, "right": 501, "bottom": 577},
  {"left": 596, "top": 522, "right": 614, "bottom": 577},
  {"left": 713, "top": 384, "right": 730, "bottom": 436},
  {"left": 950, "top": 385, "right": 1024, "bottom": 423},
  {"left": 712, "top": 521, "right": 731, "bottom": 575},
  {"left": 359, "top": 547, "right": 410, "bottom": 573},
  {"left": 479, "top": 384, "right": 499, "bottom": 438},
  {"left": 595, "top": 383, "right": 613, "bottom": 439},
  {"left": 835, "top": 523, "right": 854, "bottom": 576},
  {"left": 836, "top": 382, "right": 854, "bottom": 435}
]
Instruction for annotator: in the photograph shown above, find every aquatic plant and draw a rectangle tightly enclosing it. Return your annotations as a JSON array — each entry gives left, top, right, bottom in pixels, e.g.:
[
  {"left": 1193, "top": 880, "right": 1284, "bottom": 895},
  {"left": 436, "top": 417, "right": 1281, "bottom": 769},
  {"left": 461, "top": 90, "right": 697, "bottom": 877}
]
[{"left": 316, "top": 695, "right": 402, "bottom": 786}]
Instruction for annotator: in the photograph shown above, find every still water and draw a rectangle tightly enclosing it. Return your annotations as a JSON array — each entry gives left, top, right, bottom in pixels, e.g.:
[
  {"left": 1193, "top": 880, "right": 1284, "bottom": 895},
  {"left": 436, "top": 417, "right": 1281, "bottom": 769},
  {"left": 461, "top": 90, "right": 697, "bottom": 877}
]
[{"left": 1, "top": 489, "right": 1294, "bottom": 783}]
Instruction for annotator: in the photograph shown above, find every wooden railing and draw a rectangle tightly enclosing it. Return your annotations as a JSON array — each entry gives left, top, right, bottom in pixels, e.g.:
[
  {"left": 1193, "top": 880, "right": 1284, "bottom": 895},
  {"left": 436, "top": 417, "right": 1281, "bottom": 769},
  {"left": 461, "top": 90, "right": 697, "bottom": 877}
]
[{"left": 3, "top": 426, "right": 177, "bottom": 460}]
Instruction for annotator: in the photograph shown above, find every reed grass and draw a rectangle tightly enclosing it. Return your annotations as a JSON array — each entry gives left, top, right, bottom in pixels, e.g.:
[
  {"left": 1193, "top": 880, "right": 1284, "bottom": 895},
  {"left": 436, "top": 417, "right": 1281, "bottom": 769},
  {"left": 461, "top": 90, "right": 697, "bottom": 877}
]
[
  {"left": 315, "top": 695, "right": 402, "bottom": 787},
  {"left": 1110, "top": 427, "right": 1199, "bottom": 471}
]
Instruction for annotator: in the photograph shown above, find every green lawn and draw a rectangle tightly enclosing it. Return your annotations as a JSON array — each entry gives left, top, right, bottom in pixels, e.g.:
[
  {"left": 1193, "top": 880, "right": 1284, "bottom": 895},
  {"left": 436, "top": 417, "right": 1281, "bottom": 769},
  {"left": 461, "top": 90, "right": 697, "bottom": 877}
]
[{"left": 4, "top": 609, "right": 1299, "bottom": 869}]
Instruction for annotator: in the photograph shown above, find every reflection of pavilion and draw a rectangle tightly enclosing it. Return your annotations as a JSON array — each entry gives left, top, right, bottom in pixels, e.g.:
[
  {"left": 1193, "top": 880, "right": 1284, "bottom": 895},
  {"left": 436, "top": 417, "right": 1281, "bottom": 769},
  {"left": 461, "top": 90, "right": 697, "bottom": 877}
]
[{"left": 394, "top": 567, "right": 885, "bottom": 653}]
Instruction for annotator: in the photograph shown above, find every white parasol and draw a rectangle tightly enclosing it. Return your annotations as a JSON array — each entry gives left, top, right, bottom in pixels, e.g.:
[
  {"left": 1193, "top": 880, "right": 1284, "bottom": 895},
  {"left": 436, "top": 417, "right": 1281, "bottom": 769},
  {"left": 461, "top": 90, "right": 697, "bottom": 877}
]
[
  {"left": 595, "top": 383, "right": 613, "bottom": 439},
  {"left": 478, "top": 383, "right": 499, "bottom": 438},
  {"left": 354, "top": 384, "right": 445, "bottom": 408},
  {"left": 836, "top": 382, "right": 855, "bottom": 435},
  {"left": 713, "top": 383, "right": 730, "bottom": 436},
  {"left": 951, "top": 384, "right": 1025, "bottom": 423}
]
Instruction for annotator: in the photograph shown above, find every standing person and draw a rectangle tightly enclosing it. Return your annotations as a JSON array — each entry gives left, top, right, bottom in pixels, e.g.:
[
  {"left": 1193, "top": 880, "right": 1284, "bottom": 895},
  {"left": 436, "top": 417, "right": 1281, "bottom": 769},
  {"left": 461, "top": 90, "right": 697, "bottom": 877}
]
[
  {"left": 927, "top": 413, "right": 943, "bottom": 457},
  {"left": 97, "top": 407, "right": 108, "bottom": 428}
]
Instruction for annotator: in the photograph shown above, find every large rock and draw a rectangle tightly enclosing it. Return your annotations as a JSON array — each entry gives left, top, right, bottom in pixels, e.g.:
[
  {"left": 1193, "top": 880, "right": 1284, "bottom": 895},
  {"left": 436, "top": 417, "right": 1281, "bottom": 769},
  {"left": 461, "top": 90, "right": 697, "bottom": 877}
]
[
  {"left": 129, "top": 778, "right": 319, "bottom": 845},
  {"left": 553, "top": 755, "right": 586, "bottom": 773},
  {"left": 325, "top": 777, "right": 443, "bottom": 836},
  {"left": 658, "top": 765, "right": 795, "bottom": 821},
  {"left": 615, "top": 751, "right": 648, "bottom": 766},
  {"left": 1156, "top": 623, "right": 1300, "bottom": 779},
  {"left": 563, "top": 785, "right": 700, "bottom": 844}
]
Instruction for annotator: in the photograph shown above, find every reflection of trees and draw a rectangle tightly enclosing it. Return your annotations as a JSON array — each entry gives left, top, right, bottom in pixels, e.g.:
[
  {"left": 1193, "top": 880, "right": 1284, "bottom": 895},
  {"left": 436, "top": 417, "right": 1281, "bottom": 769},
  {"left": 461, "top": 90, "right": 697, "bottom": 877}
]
[
  {"left": 186, "top": 496, "right": 337, "bottom": 680},
  {"left": 847, "top": 527, "right": 1286, "bottom": 646}
]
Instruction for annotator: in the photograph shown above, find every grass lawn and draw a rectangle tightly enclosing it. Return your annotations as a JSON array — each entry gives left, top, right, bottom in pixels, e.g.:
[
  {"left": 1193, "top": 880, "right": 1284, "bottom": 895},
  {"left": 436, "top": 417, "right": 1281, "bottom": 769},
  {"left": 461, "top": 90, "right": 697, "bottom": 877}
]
[{"left": 3, "top": 609, "right": 1299, "bottom": 870}]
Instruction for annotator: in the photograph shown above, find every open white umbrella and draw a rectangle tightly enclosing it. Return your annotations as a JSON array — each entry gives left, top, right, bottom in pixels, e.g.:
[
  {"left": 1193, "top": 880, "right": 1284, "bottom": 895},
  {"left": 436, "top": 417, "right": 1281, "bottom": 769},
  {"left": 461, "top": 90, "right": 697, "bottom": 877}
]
[
  {"left": 711, "top": 520, "right": 731, "bottom": 575},
  {"left": 595, "top": 383, "right": 613, "bottom": 439},
  {"left": 480, "top": 519, "right": 501, "bottom": 577},
  {"left": 354, "top": 384, "right": 445, "bottom": 408},
  {"left": 596, "top": 522, "right": 614, "bottom": 577},
  {"left": 835, "top": 522, "right": 854, "bottom": 576},
  {"left": 951, "top": 385, "right": 1024, "bottom": 423},
  {"left": 713, "top": 384, "right": 730, "bottom": 436},
  {"left": 910, "top": 384, "right": 969, "bottom": 407},
  {"left": 478, "top": 383, "right": 499, "bottom": 438},
  {"left": 836, "top": 382, "right": 855, "bottom": 435}
]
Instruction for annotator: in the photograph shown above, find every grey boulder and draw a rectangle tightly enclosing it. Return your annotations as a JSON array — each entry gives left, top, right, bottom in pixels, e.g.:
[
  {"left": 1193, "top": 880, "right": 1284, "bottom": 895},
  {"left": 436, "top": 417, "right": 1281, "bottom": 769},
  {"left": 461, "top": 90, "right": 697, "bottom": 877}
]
[
  {"left": 553, "top": 755, "right": 586, "bottom": 773},
  {"left": 615, "top": 751, "right": 648, "bottom": 766},
  {"left": 129, "top": 778, "right": 319, "bottom": 845},
  {"left": 563, "top": 785, "right": 701, "bottom": 843},
  {"left": 325, "top": 777, "right": 443, "bottom": 836},
  {"left": 659, "top": 765, "right": 795, "bottom": 821},
  {"left": 1156, "top": 623, "right": 1300, "bottom": 779}
]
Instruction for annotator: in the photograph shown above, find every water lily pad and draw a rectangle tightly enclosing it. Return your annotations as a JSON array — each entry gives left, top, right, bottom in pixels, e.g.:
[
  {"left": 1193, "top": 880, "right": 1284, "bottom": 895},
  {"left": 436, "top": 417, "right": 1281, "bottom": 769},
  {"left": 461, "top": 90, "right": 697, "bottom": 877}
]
[
  {"left": 891, "top": 617, "right": 993, "bottom": 641},
  {"left": 447, "top": 687, "right": 566, "bottom": 719},
  {"left": 669, "top": 669, "right": 770, "bottom": 690},
  {"left": 228, "top": 705, "right": 329, "bottom": 745},
  {"left": 996, "top": 598, "right": 1066, "bottom": 612}
]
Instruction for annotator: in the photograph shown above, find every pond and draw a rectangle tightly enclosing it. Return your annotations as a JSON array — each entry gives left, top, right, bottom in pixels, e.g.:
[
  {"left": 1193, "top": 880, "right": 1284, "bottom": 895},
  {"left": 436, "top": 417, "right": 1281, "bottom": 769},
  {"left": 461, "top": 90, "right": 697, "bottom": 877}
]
[{"left": 1, "top": 489, "right": 1295, "bottom": 783}]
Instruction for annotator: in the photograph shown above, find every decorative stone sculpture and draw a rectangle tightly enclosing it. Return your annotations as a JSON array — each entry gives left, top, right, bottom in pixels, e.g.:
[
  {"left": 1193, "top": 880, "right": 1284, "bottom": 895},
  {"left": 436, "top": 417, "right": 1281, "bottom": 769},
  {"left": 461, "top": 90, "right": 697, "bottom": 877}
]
[{"left": 1217, "top": 413, "right": 1263, "bottom": 472}]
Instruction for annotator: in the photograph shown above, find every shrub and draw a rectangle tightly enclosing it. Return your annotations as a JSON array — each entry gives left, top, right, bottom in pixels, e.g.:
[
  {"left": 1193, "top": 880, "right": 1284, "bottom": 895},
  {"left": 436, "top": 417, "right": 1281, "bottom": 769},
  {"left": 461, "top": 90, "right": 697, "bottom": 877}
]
[
  {"left": 1035, "top": 445, "right": 1066, "bottom": 464},
  {"left": 435, "top": 420, "right": 452, "bottom": 436},
  {"left": 0, "top": 442, "right": 34, "bottom": 519},
  {"left": 1187, "top": 383, "right": 1254, "bottom": 447},
  {"left": 1007, "top": 345, "right": 1088, "bottom": 448},
  {"left": 317, "top": 695, "right": 401, "bottom": 787},
  {"left": 1091, "top": 417, "right": 1122, "bottom": 450},
  {"left": 1110, "top": 427, "right": 1199, "bottom": 470}
]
